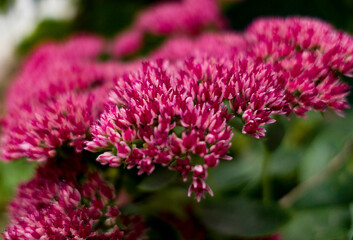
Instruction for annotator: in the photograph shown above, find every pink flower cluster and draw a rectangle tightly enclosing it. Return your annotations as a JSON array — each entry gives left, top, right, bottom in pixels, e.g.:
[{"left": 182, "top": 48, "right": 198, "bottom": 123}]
[
  {"left": 86, "top": 60, "right": 233, "bottom": 201},
  {"left": 3, "top": 2, "right": 353, "bottom": 238},
  {"left": 135, "top": 0, "right": 224, "bottom": 35},
  {"left": 85, "top": 56, "right": 292, "bottom": 199},
  {"left": 2, "top": 157, "right": 146, "bottom": 240},
  {"left": 1, "top": 15, "right": 353, "bottom": 201},
  {"left": 112, "top": 0, "right": 224, "bottom": 57},
  {"left": 85, "top": 17, "right": 353, "bottom": 200},
  {"left": 246, "top": 17, "right": 353, "bottom": 116},
  {"left": 0, "top": 35, "right": 133, "bottom": 162},
  {"left": 2, "top": 93, "right": 96, "bottom": 161},
  {"left": 151, "top": 32, "right": 247, "bottom": 60},
  {"left": 113, "top": 30, "right": 144, "bottom": 58}
]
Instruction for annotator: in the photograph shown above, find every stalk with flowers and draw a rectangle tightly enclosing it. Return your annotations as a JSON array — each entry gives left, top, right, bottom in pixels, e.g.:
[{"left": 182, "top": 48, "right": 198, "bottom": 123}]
[{"left": 1, "top": 0, "right": 353, "bottom": 239}]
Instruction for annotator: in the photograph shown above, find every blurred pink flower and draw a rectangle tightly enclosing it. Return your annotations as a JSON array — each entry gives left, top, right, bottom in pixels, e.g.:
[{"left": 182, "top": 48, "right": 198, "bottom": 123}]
[
  {"left": 135, "top": 0, "right": 224, "bottom": 35},
  {"left": 112, "top": 29, "right": 143, "bottom": 58},
  {"left": 151, "top": 31, "right": 247, "bottom": 60},
  {"left": 111, "top": 0, "right": 225, "bottom": 58},
  {"left": 2, "top": 158, "right": 146, "bottom": 240},
  {"left": 0, "top": 36, "right": 136, "bottom": 162}
]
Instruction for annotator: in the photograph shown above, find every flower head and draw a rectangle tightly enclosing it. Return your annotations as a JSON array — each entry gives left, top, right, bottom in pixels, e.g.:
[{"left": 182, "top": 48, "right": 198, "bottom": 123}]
[
  {"left": 135, "top": 0, "right": 224, "bottom": 35},
  {"left": 86, "top": 60, "right": 233, "bottom": 200},
  {"left": 112, "top": 29, "right": 143, "bottom": 58},
  {"left": 151, "top": 32, "right": 247, "bottom": 60},
  {"left": 1, "top": 36, "right": 121, "bottom": 161},
  {"left": 178, "top": 57, "right": 288, "bottom": 138},
  {"left": 86, "top": 56, "right": 290, "bottom": 199},
  {"left": 246, "top": 17, "right": 353, "bottom": 116},
  {"left": 2, "top": 157, "right": 146, "bottom": 240}
]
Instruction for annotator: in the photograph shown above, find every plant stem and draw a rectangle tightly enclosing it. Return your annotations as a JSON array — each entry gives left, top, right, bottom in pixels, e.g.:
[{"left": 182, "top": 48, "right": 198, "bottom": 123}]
[
  {"left": 279, "top": 139, "right": 353, "bottom": 208},
  {"left": 261, "top": 149, "right": 272, "bottom": 204},
  {"left": 348, "top": 203, "right": 353, "bottom": 240}
]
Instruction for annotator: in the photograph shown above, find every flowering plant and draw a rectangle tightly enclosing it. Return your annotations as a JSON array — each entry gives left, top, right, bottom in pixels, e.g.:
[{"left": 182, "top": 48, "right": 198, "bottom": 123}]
[{"left": 1, "top": 0, "right": 353, "bottom": 239}]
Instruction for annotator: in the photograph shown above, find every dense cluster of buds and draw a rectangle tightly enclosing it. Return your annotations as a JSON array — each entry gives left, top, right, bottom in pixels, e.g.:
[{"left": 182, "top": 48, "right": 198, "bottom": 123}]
[
  {"left": 86, "top": 60, "right": 234, "bottom": 201},
  {"left": 1, "top": 0, "right": 353, "bottom": 215},
  {"left": 2, "top": 157, "right": 146, "bottom": 240},
  {"left": 0, "top": 35, "right": 138, "bottom": 161},
  {"left": 1, "top": 0, "right": 353, "bottom": 237},
  {"left": 246, "top": 17, "right": 353, "bottom": 116},
  {"left": 2, "top": 16, "right": 353, "bottom": 202},
  {"left": 178, "top": 57, "right": 289, "bottom": 138}
]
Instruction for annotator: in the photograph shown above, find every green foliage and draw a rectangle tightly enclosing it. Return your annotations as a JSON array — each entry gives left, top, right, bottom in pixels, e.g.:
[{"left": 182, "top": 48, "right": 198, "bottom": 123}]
[
  {"left": 16, "top": 0, "right": 153, "bottom": 56},
  {"left": 0, "top": 160, "right": 37, "bottom": 205},
  {"left": 0, "top": 0, "right": 11, "bottom": 12},
  {"left": 0, "top": 160, "right": 37, "bottom": 232},
  {"left": 293, "top": 166, "right": 353, "bottom": 208},
  {"left": 207, "top": 133, "right": 264, "bottom": 195},
  {"left": 199, "top": 197, "right": 291, "bottom": 237},
  {"left": 281, "top": 206, "right": 350, "bottom": 240},
  {"left": 138, "top": 167, "right": 177, "bottom": 192},
  {"left": 300, "top": 111, "right": 353, "bottom": 181},
  {"left": 72, "top": 0, "right": 148, "bottom": 37},
  {"left": 17, "top": 19, "right": 73, "bottom": 55},
  {"left": 348, "top": 203, "right": 353, "bottom": 240}
]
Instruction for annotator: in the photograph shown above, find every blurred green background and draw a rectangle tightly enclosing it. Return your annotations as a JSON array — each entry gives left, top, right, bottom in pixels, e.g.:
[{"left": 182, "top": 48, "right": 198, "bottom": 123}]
[{"left": 1, "top": 0, "right": 353, "bottom": 239}]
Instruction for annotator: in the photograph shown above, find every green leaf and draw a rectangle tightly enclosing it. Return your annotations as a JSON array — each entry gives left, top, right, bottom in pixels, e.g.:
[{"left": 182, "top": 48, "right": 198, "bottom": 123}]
[
  {"left": 348, "top": 203, "right": 353, "bottom": 240},
  {"left": 0, "top": 160, "right": 37, "bottom": 205},
  {"left": 293, "top": 167, "right": 353, "bottom": 208},
  {"left": 207, "top": 141, "right": 263, "bottom": 194},
  {"left": 73, "top": 0, "right": 148, "bottom": 37},
  {"left": 17, "top": 19, "right": 73, "bottom": 55},
  {"left": 138, "top": 167, "right": 176, "bottom": 192},
  {"left": 281, "top": 206, "right": 350, "bottom": 240},
  {"left": 300, "top": 111, "right": 353, "bottom": 181},
  {"left": 199, "top": 197, "right": 291, "bottom": 237},
  {"left": 0, "top": 160, "right": 37, "bottom": 232},
  {"left": 269, "top": 146, "right": 302, "bottom": 176},
  {"left": 0, "top": 0, "right": 12, "bottom": 12}
]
